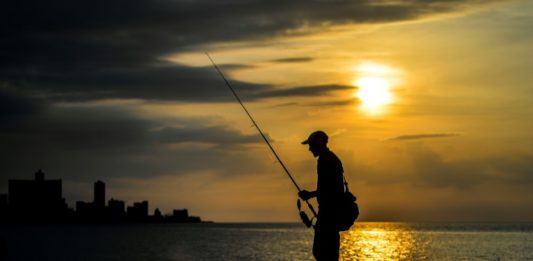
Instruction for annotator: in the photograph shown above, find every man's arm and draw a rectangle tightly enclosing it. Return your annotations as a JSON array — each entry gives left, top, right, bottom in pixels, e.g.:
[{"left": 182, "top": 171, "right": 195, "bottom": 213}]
[{"left": 298, "top": 190, "right": 317, "bottom": 200}]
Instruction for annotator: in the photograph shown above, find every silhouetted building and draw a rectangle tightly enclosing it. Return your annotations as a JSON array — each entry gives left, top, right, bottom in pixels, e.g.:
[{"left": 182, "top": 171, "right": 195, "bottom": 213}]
[
  {"left": 90, "top": 180, "right": 107, "bottom": 221},
  {"left": 150, "top": 208, "right": 164, "bottom": 223},
  {"left": 108, "top": 198, "right": 125, "bottom": 222},
  {"left": 0, "top": 194, "right": 7, "bottom": 221},
  {"left": 75, "top": 180, "right": 107, "bottom": 222},
  {"left": 0, "top": 194, "right": 6, "bottom": 208},
  {"left": 173, "top": 209, "right": 189, "bottom": 221},
  {"left": 167, "top": 208, "right": 202, "bottom": 223},
  {"left": 94, "top": 181, "right": 105, "bottom": 208},
  {"left": 8, "top": 169, "right": 67, "bottom": 222},
  {"left": 76, "top": 201, "right": 93, "bottom": 220},
  {"left": 127, "top": 201, "right": 148, "bottom": 221},
  {"left": 154, "top": 208, "right": 162, "bottom": 218},
  {"left": 35, "top": 170, "right": 44, "bottom": 181},
  {"left": 187, "top": 215, "right": 202, "bottom": 222}
]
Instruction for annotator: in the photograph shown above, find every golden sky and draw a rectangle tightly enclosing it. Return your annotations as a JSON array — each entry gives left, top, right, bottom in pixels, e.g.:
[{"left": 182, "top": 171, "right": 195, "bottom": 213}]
[{"left": 144, "top": 1, "right": 532, "bottom": 221}]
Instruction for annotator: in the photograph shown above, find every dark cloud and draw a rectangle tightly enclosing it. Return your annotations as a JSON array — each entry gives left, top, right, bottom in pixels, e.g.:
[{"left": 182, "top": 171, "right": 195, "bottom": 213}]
[
  {"left": 3, "top": 61, "right": 353, "bottom": 102},
  {"left": 1, "top": 63, "right": 267, "bottom": 102},
  {"left": 0, "top": 94, "right": 271, "bottom": 188},
  {"left": 488, "top": 154, "right": 533, "bottom": 184},
  {"left": 269, "top": 57, "right": 315, "bottom": 63},
  {"left": 0, "top": 89, "right": 151, "bottom": 151},
  {"left": 387, "top": 133, "right": 461, "bottom": 141},
  {"left": 219, "top": 64, "right": 258, "bottom": 71},
  {"left": 154, "top": 126, "right": 268, "bottom": 145},
  {"left": 408, "top": 147, "right": 533, "bottom": 188},
  {"left": 254, "top": 84, "right": 353, "bottom": 98},
  {"left": 268, "top": 98, "right": 358, "bottom": 108},
  {"left": 0, "top": 88, "right": 45, "bottom": 124},
  {"left": 1, "top": 0, "right": 498, "bottom": 103},
  {"left": 270, "top": 102, "right": 300, "bottom": 108},
  {"left": 2, "top": 0, "right": 495, "bottom": 49},
  {"left": 305, "top": 98, "right": 359, "bottom": 107},
  {"left": 1, "top": 62, "right": 354, "bottom": 102},
  {"left": 348, "top": 143, "right": 533, "bottom": 190}
]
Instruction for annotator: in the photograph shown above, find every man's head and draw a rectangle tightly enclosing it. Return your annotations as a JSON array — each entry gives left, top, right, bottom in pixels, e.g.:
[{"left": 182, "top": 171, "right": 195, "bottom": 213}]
[{"left": 302, "top": 130, "right": 328, "bottom": 157}]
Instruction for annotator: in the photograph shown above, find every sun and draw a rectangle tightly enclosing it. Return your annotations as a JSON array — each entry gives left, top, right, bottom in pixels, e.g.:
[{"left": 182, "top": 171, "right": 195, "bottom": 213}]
[
  {"left": 352, "top": 62, "right": 399, "bottom": 115},
  {"left": 355, "top": 77, "right": 392, "bottom": 109}
]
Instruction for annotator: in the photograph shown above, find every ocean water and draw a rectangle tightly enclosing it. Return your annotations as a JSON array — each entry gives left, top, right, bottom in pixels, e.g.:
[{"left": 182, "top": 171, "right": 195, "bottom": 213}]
[{"left": 1, "top": 222, "right": 532, "bottom": 260}]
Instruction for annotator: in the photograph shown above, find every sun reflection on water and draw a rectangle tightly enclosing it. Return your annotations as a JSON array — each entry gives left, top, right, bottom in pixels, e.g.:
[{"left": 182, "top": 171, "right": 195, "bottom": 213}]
[{"left": 341, "top": 223, "right": 424, "bottom": 261}]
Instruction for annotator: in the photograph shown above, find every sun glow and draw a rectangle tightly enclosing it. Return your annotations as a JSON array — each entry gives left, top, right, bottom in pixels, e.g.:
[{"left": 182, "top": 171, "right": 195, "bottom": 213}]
[
  {"left": 355, "top": 77, "right": 392, "bottom": 108},
  {"left": 353, "top": 62, "right": 400, "bottom": 115}
]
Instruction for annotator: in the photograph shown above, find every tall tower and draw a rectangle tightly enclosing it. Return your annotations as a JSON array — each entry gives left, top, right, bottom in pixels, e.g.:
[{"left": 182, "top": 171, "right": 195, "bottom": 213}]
[{"left": 94, "top": 180, "right": 105, "bottom": 208}]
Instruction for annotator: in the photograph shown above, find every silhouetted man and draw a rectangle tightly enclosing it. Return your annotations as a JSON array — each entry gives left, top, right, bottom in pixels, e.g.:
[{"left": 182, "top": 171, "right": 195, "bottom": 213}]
[{"left": 299, "top": 130, "right": 344, "bottom": 261}]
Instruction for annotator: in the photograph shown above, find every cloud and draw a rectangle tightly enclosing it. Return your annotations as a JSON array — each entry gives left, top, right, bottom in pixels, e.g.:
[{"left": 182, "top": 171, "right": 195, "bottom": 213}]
[
  {"left": 408, "top": 145, "right": 485, "bottom": 188},
  {"left": 270, "top": 102, "right": 300, "bottom": 108},
  {"left": 0, "top": 87, "right": 45, "bottom": 124},
  {"left": 269, "top": 57, "right": 315, "bottom": 63},
  {"left": 1, "top": 0, "right": 499, "bottom": 103},
  {"left": 1, "top": 62, "right": 356, "bottom": 102},
  {"left": 253, "top": 84, "right": 353, "bottom": 99},
  {"left": 154, "top": 126, "right": 268, "bottom": 145},
  {"left": 387, "top": 133, "right": 461, "bottom": 141},
  {"left": 2, "top": 1, "right": 497, "bottom": 49},
  {"left": 218, "top": 64, "right": 258, "bottom": 71},
  {"left": 305, "top": 98, "right": 359, "bottom": 107},
  {"left": 345, "top": 142, "right": 533, "bottom": 191},
  {"left": 0, "top": 94, "right": 273, "bottom": 187},
  {"left": 487, "top": 154, "right": 533, "bottom": 184}
]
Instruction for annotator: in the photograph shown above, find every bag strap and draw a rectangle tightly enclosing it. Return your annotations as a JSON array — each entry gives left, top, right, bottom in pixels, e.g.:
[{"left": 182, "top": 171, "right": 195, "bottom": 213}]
[
  {"left": 343, "top": 174, "right": 350, "bottom": 193},
  {"left": 343, "top": 174, "right": 357, "bottom": 202}
]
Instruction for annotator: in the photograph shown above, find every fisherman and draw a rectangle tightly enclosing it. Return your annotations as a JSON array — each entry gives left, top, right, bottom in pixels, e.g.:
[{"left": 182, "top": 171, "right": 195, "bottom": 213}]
[
  {"left": 298, "top": 130, "right": 344, "bottom": 261},
  {"left": 207, "top": 54, "right": 347, "bottom": 259}
]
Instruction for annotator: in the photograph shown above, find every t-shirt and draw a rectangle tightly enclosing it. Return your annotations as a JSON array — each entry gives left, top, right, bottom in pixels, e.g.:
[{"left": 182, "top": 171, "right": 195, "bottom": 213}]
[{"left": 316, "top": 149, "right": 344, "bottom": 223}]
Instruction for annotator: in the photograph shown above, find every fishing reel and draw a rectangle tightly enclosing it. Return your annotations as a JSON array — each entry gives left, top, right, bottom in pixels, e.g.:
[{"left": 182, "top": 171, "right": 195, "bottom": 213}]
[{"left": 297, "top": 199, "right": 315, "bottom": 228}]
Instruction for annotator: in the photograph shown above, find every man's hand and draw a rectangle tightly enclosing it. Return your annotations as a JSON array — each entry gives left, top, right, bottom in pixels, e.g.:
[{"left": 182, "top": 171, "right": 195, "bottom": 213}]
[{"left": 298, "top": 190, "right": 315, "bottom": 200}]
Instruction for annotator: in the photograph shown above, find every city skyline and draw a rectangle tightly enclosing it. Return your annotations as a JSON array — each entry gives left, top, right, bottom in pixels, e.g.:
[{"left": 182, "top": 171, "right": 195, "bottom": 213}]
[{"left": 1, "top": 170, "right": 203, "bottom": 223}]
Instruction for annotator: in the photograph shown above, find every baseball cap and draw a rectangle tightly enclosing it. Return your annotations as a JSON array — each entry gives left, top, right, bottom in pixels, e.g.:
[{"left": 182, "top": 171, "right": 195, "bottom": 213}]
[{"left": 301, "top": 130, "right": 328, "bottom": 145}]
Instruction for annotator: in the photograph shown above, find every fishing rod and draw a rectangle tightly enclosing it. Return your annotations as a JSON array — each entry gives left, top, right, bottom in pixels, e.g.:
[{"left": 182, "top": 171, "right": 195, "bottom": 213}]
[{"left": 206, "top": 53, "right": 318, "bottom": 223}]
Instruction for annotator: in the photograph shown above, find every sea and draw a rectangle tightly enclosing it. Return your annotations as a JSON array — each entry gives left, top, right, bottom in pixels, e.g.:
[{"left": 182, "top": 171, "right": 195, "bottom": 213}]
[{"left": 1, "top": 222, "right": 532, "bottom": 261}]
